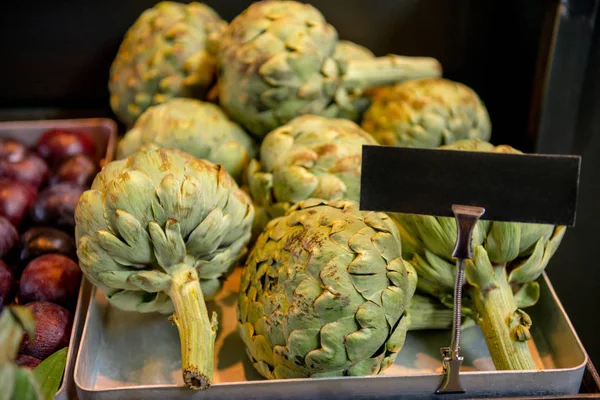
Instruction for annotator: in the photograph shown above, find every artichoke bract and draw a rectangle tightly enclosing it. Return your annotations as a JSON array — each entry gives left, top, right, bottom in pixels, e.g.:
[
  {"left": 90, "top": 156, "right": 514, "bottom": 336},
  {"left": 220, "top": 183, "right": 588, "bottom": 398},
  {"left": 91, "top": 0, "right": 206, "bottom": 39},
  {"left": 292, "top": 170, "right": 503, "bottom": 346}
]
[
  {"left": 117, "top": 98, "right": 257, "bottom": 183},
  {"left": 75, "top": 148, "right": 254, "bottom": 390},
  {"left": 393, "top": 139, "right": 566, "bottom": 370},
  {"left": 247, "top": 115, "right": 378, "bottom": 236},
  {"left": 238, "top": 199, "right": 417, "bottom": 379},
  {"left": 217, "top": 0, "right": 442, "bottom": 138},
  {"left": 362, "top": 78, "right": 492, "bottom": 148},
  {"left": 109, "top": 2, "right": 226, "bottom": 127}
]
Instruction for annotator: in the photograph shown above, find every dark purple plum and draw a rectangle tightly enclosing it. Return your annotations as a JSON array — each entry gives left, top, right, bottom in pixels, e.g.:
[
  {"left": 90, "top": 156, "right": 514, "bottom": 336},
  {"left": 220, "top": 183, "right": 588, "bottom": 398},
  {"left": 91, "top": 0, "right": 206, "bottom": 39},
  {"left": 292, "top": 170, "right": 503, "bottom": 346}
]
[
  {"left": 20, "top": 254, "right": 81, "bottom": 307},
  {"left": 0, "top": 138, "right": 27, "bottom": 162},
  {"left": 19, "top": 226, "right": 77, "bottom": 265},
  {"left": 49, "top": 154, "right": 99, "bottom": 188},
  {"left": 35, "top": 129, "right": 97, "bottom": 167},
  {"left": 0, "top": 216, "right": 18, "bottom": 259},
  {"left": 31, "top": 183, "right": 84, "bottom": 230},
  {"left": 0, "top": 153, "right": 49, "bottom": 189},
  {"left": 0, "top": 260, "right": 14, "bottom": 310},
  {"left": 16, "top": 355, "right": 42, "bottom": 369},
  {"left": 19, "top": 301, "right": 72, "bottom": 360},
  {"left": 0, "top": 179, "right": 37, "bottom": 227}
]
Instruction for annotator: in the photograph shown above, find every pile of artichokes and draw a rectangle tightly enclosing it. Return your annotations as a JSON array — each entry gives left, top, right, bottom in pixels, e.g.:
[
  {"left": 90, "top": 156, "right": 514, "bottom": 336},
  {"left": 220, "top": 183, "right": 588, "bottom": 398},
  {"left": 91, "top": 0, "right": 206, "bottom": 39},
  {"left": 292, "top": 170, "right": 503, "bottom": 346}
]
[{"left": 79, "top": 0, "right": 568, "bottom": 392}]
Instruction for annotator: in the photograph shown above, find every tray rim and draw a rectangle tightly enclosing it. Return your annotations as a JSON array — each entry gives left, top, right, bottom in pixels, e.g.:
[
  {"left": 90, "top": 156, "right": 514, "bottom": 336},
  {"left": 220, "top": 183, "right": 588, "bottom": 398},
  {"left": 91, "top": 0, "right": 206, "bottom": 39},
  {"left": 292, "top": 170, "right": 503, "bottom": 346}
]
[
  {"left": 0, "top": 116, "right": 118, "bottom": 399},
  {"left": 73, "top": 270, "right": 589, "bottom": 395}
]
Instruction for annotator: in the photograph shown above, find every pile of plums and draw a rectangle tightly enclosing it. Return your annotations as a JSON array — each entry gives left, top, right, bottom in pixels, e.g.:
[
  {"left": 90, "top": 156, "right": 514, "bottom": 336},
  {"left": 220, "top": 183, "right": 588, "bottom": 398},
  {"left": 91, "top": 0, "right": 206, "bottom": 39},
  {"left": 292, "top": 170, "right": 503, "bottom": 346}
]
[{"left": 0, "top": 129, "right": 100, "bottom": 369}]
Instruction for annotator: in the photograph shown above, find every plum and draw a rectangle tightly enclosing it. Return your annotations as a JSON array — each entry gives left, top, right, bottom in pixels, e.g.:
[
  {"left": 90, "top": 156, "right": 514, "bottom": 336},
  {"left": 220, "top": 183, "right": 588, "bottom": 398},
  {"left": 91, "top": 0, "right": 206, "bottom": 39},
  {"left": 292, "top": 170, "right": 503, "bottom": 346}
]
[
  {"left": 49, "top": 154, "right": 99, "bottom": 188},
  {"left": 0, "top": 138, "right": 27, "bottom": 162},
  {"left": 19, "top": 226, "right": 77, "bottom": 265},
  {"left": 31, "top": 183, "right": 84, "bottom": 230},
  {"left": 35, "top": 129, "right": 97, "bottom": 166},
  {"left": 16, "top": 355, "right": 42, "bottom": 369},
  {"left": 19, "top": 254, "right": 81, "bottom": 307},
  {"left": 19, "top": 301, "right": 72, "bottom": 360},
  {"left": 0, "top": 179, "right": 37, "bottom": 227},
  {"left": 0, "top": 260, "right": 14, "bottom": 310},
  {"left": 0, "top": 216, "right": 18, "bottom": 259},
  {"left": 0, "top": 152, "right": 49, "bottom": 189}
]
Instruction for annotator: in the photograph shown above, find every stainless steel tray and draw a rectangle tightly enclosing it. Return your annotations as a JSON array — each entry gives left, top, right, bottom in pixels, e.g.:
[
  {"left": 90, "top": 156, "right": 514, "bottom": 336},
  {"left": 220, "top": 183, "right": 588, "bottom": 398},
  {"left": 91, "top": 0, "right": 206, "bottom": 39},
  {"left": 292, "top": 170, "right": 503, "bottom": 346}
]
[
  {"left": 74, "top": 266, "right": 587, "bottom": 400},
  {"left": 0, "top": 118, "right": 117, "bottom": 400}
]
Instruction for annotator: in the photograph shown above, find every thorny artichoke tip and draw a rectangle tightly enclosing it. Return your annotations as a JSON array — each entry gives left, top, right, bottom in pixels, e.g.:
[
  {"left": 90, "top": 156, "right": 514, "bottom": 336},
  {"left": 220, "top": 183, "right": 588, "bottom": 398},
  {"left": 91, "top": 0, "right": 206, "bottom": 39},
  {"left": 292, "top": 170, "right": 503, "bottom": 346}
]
[
  {"left": 392, "top": 139, "right": 566, "bottom": 371},
  {"left": 238, "top": 199, "right": 417, "bottom": 379},
  {"left": 74, "top": 147, "right": 254, "bottom": 390},
  {"left": 217, "top": 0, "right": 442, "bottom": 138},
  {"left": 109, "top": 1, "right": 226, "bottom": 126},
  {"left": 362, "top": 78, "right": 491, "bottom": 148},
  {"left": 117, "top": 98, "right": 257, "bottom": 183},
  {"left": 246, "top": 115, "right": 378, "bottom": 237}
]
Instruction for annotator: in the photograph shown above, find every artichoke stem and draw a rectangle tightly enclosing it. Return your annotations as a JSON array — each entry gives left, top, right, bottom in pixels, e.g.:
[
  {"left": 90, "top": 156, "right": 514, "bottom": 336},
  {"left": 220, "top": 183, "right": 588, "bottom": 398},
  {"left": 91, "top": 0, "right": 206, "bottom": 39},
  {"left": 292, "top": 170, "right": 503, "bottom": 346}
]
[
  {"left": 343, "top": 56, "right": 442, "bottom": 89},
  {"left": 168, "top": 264, "right": 218, "bottom": 390},
  {"left": 469, "top": 266, "right": 536, "bottom": 370}
]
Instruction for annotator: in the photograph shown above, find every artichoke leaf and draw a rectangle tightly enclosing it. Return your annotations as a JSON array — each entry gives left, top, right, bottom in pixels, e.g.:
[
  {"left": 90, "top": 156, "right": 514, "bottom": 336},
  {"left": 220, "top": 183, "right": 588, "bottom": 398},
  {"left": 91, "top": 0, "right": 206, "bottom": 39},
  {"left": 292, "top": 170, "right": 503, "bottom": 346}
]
[
  {"left": 507, "top": 237, "right": 545, "bottom": 284},
  {"left": 486, "top": 221, "right": 521, "bottom": 264},
  {"left": 513, "top": 281, "right": 540, "bottom": 309},
  {"left": 148, "top": 220, "right": 186, "bottom": 270}
]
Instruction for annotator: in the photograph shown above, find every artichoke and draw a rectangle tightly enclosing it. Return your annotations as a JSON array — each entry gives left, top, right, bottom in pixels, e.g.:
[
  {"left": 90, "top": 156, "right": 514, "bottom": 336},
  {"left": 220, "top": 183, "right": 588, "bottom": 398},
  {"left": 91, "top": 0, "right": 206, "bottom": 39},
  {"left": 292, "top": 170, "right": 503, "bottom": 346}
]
[
  {"left": 117, "top": 98, "right": 257, "bottom": 183},
  {"left": 74, "top": 148, "right": 254, "bottom": 389},
  {"left": 247, "top": 115, "right": 378, "bottom": 236},
  {"left": 362, "top": 78, "right": 492, "bottom": 148},
  {"left": 109, "top": 2, "right": 226, "bottom": 127},
  {"left": 217, "top": 0, "right": 442, "bottom": 138},
  {"left": 238, "top": 199, "right": 417, "bottom": 379},
  {"left": 393, "top": 139, "right": 566, "bottom": 370}
]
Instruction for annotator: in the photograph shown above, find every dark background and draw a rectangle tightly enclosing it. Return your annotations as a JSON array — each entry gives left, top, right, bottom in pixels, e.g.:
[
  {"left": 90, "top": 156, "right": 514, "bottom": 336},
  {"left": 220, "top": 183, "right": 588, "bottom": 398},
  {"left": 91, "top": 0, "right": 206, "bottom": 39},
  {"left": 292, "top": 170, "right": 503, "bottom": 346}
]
[{"left": 0, "top": 0, "right": 599, "bottom": 367}]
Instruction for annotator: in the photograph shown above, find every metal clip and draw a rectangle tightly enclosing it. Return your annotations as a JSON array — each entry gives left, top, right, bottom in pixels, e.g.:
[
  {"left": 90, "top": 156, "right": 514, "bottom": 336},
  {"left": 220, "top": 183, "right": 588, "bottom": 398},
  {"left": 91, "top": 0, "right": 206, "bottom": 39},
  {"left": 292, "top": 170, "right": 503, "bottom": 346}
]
[{"left": 435, "top": 205, "right": 485, "bottom": 395}]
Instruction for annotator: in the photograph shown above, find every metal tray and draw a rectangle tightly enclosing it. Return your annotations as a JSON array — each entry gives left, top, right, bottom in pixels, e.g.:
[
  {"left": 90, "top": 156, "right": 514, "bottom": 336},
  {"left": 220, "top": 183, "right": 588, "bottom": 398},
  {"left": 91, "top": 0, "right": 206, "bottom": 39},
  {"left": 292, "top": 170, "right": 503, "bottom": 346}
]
[
  {"left": 0, "top": 118, "right": 118, "bottom": 400},
  {"left": 74, "top": 265, "right": 587, "bottom": 400}
]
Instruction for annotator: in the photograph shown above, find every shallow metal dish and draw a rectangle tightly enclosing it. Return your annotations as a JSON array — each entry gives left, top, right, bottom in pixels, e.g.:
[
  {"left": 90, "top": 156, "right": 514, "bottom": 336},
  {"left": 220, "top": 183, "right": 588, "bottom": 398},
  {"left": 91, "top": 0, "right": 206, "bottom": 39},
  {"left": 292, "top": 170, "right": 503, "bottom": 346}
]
[
  {"left": 74, "top": 265, "right": 587, "bottom": 400},
  {"left": 0, "top": 118, "right": 117, "bottom": 400}
]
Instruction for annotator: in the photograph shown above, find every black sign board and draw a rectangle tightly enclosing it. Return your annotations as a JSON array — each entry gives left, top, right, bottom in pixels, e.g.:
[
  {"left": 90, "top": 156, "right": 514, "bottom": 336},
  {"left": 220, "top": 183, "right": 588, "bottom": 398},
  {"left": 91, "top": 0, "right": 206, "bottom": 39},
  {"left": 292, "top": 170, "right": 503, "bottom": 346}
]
[{"left": 359, "top": 145, "right": 581, "bottom": 227}]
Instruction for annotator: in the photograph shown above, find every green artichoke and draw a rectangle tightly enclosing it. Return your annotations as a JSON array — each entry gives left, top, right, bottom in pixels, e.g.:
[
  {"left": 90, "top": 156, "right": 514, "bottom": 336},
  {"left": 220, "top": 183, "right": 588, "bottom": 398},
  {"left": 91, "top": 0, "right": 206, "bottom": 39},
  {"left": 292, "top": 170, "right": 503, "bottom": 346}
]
[
  {"left": 362, "top": 78, "right": 491, "bottom": 148},
  {"left": 332, "top": 40, "right": 376, "bottom": 121},
  {"left": 393, "top": 139, "right": 566, "bottom": 370},
  {"left": 217, "top": 0, "right": 442, "bottom": 138},
  {"left": 238, "top": 199, "right": 417, "bottom": 379},
  {"left": 247, "top": 115, "right": 378, "bottom": 236},
  {"left": 75, "top": 148, "right": 254, "bottom": 389},
  {"left": 109, "top": 2, "right": 226, "bottom": 126},
  {"left": 117, "top": 98, "right": 257, "bottom": 183}
]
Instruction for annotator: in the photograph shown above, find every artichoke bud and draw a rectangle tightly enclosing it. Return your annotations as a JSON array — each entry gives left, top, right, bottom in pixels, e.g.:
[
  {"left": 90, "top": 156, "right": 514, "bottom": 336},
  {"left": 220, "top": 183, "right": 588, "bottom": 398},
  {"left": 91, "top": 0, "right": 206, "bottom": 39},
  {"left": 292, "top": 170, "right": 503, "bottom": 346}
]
[
  {"left": 238, "top": 199, "right": 415, "bottom": 379},
  {"left": 109, "top": 2, "right": 226, "bottom": 126},
  {"left": 116, "top": 98, "right": 257, "bottom": 184},
  {"left": 247, "top": 115, "right": 377, "bottom": 234}
]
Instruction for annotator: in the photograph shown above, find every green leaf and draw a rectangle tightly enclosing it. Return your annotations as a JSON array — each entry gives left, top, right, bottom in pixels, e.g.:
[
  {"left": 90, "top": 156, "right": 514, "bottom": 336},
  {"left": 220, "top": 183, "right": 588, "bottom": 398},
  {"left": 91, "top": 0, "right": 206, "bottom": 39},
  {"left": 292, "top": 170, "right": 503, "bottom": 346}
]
[
  {"left": 0, "top": 306, "right": 34, "bottom": 362},
  {"left": 32, "top": 347, "right": 68, "bottom": 400},
  {"left": 13, "top": 366, "right": 41, "bottom": 400}
]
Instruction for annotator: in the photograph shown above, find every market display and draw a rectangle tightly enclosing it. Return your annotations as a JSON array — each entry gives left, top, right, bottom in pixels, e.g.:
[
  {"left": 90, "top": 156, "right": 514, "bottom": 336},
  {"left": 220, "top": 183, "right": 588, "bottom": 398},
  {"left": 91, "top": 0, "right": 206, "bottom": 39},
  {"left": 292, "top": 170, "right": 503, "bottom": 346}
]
[
  {"left": 238, "top": 199, "right": 417, "bottom": 379},
  {"left": 392, "top": 139, "right": 566, "bottom": 370},
  {"left": 109, "top": 1, "right": 226, "bottom": 126},
  {"left": 362, "top": 78, "right": 492, "bottom": 148},
  {"left": 217, "top": 0, "right": 443, "bottom": 138},
  {"left": 74, "top": 147, "right": 254, "bottom": 389},
  {"left": 116, "top": 98, "right": 257, "bottom": 183},
  {"left": 1, "top": 0, "right": 581, "bottom": 398}
]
